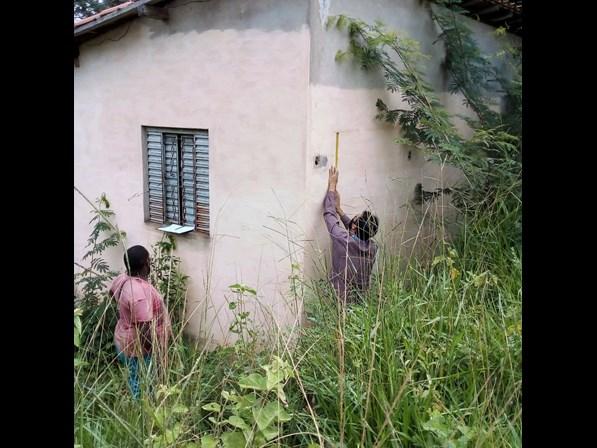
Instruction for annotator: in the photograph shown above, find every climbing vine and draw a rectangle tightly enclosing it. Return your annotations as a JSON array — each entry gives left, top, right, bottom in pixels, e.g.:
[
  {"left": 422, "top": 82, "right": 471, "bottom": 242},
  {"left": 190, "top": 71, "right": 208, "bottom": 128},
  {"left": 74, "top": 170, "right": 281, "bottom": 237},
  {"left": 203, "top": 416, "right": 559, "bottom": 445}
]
[{"left": 327, "top": 4, "right": 521, "bottom": 237}]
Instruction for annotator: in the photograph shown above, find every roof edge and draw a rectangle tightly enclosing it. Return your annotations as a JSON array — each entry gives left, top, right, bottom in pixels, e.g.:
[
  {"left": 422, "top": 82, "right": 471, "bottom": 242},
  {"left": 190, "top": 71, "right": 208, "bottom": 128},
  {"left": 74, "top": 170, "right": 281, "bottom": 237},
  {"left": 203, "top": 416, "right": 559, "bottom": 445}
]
[{"left": 74, "top": 0, "right": 168, "bottom": 40}]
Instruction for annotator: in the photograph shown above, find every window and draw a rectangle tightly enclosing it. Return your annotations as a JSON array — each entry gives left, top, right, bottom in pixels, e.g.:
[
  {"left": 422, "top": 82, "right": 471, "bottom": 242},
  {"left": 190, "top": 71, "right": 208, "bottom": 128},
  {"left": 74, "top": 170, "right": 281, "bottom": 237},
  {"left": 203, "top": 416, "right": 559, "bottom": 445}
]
[{"left": 143, "top": 127, "right": 210, "bottom": 235}]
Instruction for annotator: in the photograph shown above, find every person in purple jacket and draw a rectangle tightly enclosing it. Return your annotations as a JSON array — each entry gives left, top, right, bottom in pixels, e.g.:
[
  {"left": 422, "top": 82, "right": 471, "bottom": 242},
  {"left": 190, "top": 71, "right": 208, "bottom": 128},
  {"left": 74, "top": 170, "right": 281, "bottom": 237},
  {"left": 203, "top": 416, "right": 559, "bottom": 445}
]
[{"left": 323, "top": 166, "right": 379, "bottom": 304}]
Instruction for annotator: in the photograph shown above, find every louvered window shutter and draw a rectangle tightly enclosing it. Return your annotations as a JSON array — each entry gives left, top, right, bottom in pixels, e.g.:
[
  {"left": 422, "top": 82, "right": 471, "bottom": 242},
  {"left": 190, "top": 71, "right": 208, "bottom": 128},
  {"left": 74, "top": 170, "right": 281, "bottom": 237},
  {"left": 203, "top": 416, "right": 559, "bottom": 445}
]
[
  {"left": 195, "top": 131, "right": 210, "bottom": 234},
  {"left": 180, "top": 134, "right": 196, "bottom": 227},
  {"left": 146, "top": 129, "right": 165, "bottom": 223},
  {"left": 163, "top": 133, "right": 181, "bottom": 224},
  {"left": 145, "top": 128, "right": 209, "bottom": 235}
]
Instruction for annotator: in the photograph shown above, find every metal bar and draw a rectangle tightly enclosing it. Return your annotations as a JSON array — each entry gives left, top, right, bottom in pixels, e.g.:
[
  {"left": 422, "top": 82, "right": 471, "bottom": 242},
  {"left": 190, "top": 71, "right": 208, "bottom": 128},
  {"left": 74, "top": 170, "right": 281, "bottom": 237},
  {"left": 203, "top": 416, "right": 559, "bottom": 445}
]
[
  {"left": 160, "top": 132, "right": 166, "bottom": 223},
  {"left": 192, "top": 134, "right": 197, "bottom": 229},
  {"left": 177, "top": 134, "right": 183, "bottom": 225}
]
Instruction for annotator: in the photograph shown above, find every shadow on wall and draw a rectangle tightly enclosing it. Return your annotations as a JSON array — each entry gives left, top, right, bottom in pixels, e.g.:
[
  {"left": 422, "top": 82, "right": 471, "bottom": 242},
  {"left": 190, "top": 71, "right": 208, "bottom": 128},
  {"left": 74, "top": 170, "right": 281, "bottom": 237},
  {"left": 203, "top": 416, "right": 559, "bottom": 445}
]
[
  {"left": 309, "top": 0, "right": 447, "bottom": 91},
  {"left": 143, "top": 0, "right": 310, "bottom": 38},
  {"left": 114, "top": 0, "right": 444, "bottom": 92}
]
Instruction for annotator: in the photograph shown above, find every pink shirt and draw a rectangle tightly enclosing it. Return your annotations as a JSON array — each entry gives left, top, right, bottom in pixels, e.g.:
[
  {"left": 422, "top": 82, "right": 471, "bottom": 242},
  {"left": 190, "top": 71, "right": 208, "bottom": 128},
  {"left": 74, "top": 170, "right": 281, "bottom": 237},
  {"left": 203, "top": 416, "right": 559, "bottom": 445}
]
[{"left": 110, "top": 273, "right": 170, "bottom": 357}]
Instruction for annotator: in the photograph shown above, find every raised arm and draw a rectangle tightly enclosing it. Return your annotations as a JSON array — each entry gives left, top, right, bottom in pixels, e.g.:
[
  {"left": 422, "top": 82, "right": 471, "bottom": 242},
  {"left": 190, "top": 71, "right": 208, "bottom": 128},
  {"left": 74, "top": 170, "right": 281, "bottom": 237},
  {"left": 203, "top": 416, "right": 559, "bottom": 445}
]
[
  {"left": 330, "top": 187, "right": 352, "bottom": 230},
  {"left": 340, "top": 213, "right": 351, "bottom": 230},
  {"left": 323, "top": 167, "right": 349, "bottom": 240}
]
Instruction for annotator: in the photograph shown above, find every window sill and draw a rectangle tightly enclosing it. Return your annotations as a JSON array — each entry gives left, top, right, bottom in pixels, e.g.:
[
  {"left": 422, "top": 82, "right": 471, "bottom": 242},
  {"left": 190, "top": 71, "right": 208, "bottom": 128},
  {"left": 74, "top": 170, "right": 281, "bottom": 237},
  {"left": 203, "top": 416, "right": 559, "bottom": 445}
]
[
  {"left": 145, "top": 221, "right": 210, "bottom": 238},
  {"left": 158, "top": 224, "right": 195, "bottom": 235}
]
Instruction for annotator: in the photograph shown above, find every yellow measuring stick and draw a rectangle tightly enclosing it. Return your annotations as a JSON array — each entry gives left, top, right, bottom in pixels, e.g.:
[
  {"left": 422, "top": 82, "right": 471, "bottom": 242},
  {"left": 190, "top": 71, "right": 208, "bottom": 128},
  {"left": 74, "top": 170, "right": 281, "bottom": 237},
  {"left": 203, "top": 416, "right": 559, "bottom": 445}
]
[{"left": 335, "top": 132, "right": 339, "bottom": 168}]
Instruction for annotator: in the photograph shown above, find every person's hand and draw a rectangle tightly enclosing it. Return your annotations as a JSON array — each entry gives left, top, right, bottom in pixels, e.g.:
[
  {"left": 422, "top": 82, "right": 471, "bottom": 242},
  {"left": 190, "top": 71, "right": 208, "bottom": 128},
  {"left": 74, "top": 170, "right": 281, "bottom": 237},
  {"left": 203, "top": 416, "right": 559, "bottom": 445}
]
[{"left": 328, "top": 166, "right": 339, "bottom": 191}]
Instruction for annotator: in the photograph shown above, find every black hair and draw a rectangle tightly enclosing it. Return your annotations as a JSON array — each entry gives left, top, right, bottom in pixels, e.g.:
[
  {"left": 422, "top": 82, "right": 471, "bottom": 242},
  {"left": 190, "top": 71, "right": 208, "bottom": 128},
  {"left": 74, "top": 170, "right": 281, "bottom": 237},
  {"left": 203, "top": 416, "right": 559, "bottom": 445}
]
[
  {"left": 124, "top": 245, "right": 150, "bottom": 276},
  {"left": 355, "top": 211, "right": 379, "bottom": 241}
]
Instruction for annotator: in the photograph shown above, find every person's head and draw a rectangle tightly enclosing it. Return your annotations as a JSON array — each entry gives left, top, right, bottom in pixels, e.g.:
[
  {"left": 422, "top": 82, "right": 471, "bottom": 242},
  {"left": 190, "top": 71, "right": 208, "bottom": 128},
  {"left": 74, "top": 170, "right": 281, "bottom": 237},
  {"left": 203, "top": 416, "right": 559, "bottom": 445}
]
[
  {"left": 124, "top": 245, "right": 151, "bottom": 278},
  {"left": 349, "top": 211, "right": 379, "bottom": 241}
]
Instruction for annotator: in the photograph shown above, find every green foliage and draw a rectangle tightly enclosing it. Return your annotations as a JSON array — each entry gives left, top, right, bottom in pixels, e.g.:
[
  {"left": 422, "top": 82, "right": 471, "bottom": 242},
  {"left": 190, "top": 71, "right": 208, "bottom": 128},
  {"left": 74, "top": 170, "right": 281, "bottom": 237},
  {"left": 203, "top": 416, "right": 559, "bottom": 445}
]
[
  {"left": 201, "top": 356, "right": 294, "bottom": 447},
  {"left": 294, "top": 216, "right": 522, "bottom": 446},
  {"left": 432, "top": 5, "right": 501, "bottom": 126},
  {"left": 422, "top": 409, "right": 483, "bottom": 447},
  {"left": 74, "top": 308, "right": 87, "bottom": 369},
  {"left": 150, "top": 234, "right": 189, "bottom": 334},
  {"left": 143, "top": 384, "right": 190, "bottom": 448},
  {"left": 227, "top": 283, "right": 258, "bottom": 350},
  {"left": 74, "top": 194, "right": 125, "bottom": 367},
  {"left": 494, "top": 35, "right": 522, "bottom": 139},
  {"left": 75, "top": 224, "right": 521, "bottom": 446},
  {"left": 431, "top": 4, "right": 522, "bottom": 223},
  {"left": 328, "top": 15, "right": 466, "bottom": 166},
  {"left": 328, "top": 13, "right": 522, "bottom": 249},
  {"left": 74, "top": 307, "right": 83, "bottom": 349},
  {"left": 75, "top": 193, "right": 125, "bottom": 309},
  {"left": 300, "top": 18, "right": 522, "bottom": 440}
]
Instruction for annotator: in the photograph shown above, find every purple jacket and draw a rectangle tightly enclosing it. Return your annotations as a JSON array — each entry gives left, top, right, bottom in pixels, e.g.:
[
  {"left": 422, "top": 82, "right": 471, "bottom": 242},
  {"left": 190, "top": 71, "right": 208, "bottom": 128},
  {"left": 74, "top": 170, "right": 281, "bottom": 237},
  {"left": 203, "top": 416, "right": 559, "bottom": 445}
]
[{"left": 323, "top": 191, "right": 377, "bottom": 300}]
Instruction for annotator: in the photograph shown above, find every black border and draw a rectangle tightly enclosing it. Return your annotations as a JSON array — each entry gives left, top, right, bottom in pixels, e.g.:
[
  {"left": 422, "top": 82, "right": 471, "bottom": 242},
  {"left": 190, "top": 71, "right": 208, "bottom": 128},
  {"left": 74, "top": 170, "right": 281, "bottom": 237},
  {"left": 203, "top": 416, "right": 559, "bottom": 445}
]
[
  {"left": 5, "top": 0, "right": 564, "bottom": 445},
  {"left": 5, "top": 0, "right": 73, "bottom": 441},
  {"left": 523, "top": 1, "right": 585, "bottom": 445}
]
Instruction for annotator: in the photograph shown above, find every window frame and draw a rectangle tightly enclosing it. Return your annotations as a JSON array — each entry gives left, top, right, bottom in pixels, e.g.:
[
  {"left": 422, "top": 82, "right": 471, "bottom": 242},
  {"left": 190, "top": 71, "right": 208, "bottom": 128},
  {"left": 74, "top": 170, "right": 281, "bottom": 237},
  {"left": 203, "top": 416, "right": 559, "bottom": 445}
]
[{"left": 141, "top": 126, "right": 210, "bottom": 236}]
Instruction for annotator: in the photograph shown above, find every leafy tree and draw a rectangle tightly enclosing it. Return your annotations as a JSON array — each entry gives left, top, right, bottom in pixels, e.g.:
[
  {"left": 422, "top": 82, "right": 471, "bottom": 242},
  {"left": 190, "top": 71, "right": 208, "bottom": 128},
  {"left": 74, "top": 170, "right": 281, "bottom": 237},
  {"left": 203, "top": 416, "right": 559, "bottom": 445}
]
[{"left": 328, "top": 10, "right": 521, "bottom": 220}]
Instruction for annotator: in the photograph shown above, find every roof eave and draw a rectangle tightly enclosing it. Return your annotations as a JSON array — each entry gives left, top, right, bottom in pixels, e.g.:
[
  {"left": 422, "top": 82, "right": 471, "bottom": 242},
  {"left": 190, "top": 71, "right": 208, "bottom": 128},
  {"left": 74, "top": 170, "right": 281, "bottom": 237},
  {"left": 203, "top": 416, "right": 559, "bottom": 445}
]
[{"left": 74, "top": 0, "right": 167, "bottom": 43}]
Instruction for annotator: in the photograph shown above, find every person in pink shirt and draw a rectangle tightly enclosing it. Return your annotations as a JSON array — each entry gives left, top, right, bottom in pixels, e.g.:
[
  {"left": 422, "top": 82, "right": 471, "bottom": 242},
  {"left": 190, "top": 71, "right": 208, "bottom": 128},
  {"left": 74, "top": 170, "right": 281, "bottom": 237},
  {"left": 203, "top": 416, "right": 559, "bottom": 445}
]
[{"left": 109, "top": 245, "right": 170, "bottom": 399}]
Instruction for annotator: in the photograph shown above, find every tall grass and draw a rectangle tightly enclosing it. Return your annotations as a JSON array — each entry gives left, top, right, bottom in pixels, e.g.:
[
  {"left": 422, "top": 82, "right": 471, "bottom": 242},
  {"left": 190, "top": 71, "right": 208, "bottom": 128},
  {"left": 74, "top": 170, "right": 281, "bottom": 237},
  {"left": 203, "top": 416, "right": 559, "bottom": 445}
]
[
  {"left": 74, "top": 182, "right": 521, "bottom": 447},
  {"left": 292, "top": 186, "right": 521, "bottom": 447}
]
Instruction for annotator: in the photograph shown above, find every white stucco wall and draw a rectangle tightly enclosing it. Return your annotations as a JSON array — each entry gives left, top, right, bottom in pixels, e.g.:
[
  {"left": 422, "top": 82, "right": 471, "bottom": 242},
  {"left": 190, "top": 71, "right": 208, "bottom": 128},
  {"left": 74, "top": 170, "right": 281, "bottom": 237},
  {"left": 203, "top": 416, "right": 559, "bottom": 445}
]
[
  {"left": 75, "top": 0, "right": 312, "bottom": 347},
  {"left": 74, "top": 0, "right": 519, "bottom": 346},
  {"left": 304, "top": 0, "right": 442, "bottom": 276},
  {"left": 303, "top": 0, "right": 520, "bottom": 272}
]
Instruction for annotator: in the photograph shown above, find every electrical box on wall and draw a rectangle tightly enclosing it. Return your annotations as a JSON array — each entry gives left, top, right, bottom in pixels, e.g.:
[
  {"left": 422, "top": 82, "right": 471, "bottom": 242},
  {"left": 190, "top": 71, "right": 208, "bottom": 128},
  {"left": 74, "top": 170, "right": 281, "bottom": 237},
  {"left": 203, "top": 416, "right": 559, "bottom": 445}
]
[{"left": 314, "top": 154, "right": 328, "bottom": 168}]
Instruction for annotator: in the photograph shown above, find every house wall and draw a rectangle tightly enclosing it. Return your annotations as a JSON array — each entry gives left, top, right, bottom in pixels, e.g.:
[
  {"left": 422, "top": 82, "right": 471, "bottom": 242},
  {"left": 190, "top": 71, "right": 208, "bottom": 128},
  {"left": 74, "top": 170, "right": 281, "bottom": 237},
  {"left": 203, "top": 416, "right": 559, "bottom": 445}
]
[
  {"left": 74, "top": 0, "right": 519, "bottom": 346},
  {"left": 303, "top": 0, "right": 520, "bottom": 276},
  {"left": 75, "top": 0, "right": 311, "bottom": 347}
]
